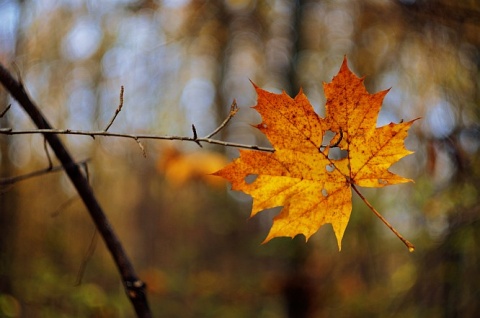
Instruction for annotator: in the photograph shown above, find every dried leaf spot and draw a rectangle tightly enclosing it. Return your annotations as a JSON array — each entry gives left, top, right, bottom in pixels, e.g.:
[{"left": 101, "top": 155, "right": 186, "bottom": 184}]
[{"left": 321, "top": 188, "right": 328, "bottom": 197}]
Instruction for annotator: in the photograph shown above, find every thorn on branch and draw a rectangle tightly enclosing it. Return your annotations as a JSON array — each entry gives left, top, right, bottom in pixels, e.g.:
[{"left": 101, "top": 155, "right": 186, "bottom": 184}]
[
  {"left": 0, "top": 104, "right": 11, "bottom": 118},
  {"left": 192, "top": 124, "right": 202, "bottom": 148},
  {"left": 104, "top": 86, "right": 124, "bottom": 132},
  {"left": 192, "top": 124, "right": 198, "bottom": 139}
]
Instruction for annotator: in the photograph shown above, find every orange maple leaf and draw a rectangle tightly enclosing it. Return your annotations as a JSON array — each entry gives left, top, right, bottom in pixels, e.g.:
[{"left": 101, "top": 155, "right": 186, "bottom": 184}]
[{"left": 214, "top": 57, "right": 417, "bottom": 251}]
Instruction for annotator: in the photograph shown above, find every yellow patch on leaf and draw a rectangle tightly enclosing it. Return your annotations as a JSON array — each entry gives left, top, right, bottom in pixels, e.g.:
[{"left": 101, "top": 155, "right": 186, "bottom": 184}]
[{"left": 214, "top": 57, "right": 417, "bottom": 250}]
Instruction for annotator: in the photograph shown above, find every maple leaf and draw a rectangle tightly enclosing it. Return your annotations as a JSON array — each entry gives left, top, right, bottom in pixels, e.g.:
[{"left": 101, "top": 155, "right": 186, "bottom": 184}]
[{"left": 214, "top": 57, "right": 417, "bottom": 251}]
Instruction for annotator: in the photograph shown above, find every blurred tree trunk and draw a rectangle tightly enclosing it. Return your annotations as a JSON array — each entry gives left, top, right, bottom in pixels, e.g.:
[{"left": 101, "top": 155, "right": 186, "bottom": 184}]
[
  {"left": 279, "top": 2, "right": 318, "bottom": 317},
  {"left": 0, "top": 0, "right": 24, "bottom": 296},
  {"left": 0, "top": 82, "right": 17, "bottom": 296}
]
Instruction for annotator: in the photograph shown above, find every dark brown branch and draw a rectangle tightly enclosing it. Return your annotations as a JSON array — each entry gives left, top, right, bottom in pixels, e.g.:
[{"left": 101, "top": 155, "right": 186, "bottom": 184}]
[
  {"left": 0, "top": 64, "right": 152, "bottom": 317},
  {"left": 0, "top": 104, "right": 11, "bottom": 118}
]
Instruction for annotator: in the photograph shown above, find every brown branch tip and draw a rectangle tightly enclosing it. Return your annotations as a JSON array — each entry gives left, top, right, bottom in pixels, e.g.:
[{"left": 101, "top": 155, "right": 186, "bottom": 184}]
[{"left": 104, "top": 86, "right": 124, "bottom": 132}]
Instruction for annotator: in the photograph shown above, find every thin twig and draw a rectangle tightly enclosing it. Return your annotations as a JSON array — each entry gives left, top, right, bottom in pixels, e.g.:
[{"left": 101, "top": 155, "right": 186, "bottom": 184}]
[
  {"left": 82, "top": 161, "right": 90, "bottom": 183},
  {"left": 351, "top": 184, "right": 415, "bottom": 252},
  {"left": 12, "top": 62, "right": 23, "bottom": 85},
  {"left": 104, "top": 86, "right": 124, "bottom": 132},
  {"left": 0, "top": 183, "right": 14, "bottom": 194},
  {"left": 205, "top": 99, "right": 239, "bottom": 139},
  {"left": 135, "top": 137, "right": 147, "bottom": 157},
  {"left": 0, "top": 104, "right": 11, "bottom": 118},
  {"left": 50, "top": 195, "right": 79, "bottom": 217},
  {"left": 75, "top": 229, "right": 98, "bottom": 286},
  {"left": 0, "top": 159, "right": 90, "bottom": 186},
  {"left": 0, "top": 128, "right": 275, "bottom": 152},
  {"left": 44, "top": 137, "right": 53, "bottom": 170}
]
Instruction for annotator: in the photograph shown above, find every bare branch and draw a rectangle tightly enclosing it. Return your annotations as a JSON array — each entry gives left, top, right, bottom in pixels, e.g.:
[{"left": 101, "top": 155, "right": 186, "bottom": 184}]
[
  {"left": 0, "top": 104, "right": 11, "bottom": 118},
  {"left": 134, "top": 137, "right": 147, "bottom": 157},
  {"left": 0, "top": 97, "right": 273, "bottom": 155},
  {"left": 0, "top": 63, "right": 152, "bottom": 317},
  {"left": 50, "top": 195, "right": 79, "bottom": 217},
  {"left": 206, "top": 99, "right": 238, "bottom": 139},
  {"left": 104, "top": 86, "right": 124, "bottom": 132},
  {"left": 192, "top": 124, "right": 198, "bottom": 139},
  {"left": 0, "top": 159, "right": 90, "bottom": 186},
  {"left": 75, "top": 229, "right": 98, "bottom": 286},
  {"left": 0, "top": 128, "right": 275, "bottom": 152}
]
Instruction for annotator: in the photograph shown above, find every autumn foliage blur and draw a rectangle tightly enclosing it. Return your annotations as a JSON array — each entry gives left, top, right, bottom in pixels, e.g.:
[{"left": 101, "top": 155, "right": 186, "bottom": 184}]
[
  {"left": 157, "top": 145, "right": 227, "bottom": 188},
  {"left": 1, "top": 0, "right": 480, "bottom": 317}
]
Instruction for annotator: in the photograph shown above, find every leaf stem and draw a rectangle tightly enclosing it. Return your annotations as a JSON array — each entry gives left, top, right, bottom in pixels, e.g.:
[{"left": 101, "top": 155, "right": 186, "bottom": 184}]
[{"left": 351, "top": 184, "right": 415, "bottom": 252}]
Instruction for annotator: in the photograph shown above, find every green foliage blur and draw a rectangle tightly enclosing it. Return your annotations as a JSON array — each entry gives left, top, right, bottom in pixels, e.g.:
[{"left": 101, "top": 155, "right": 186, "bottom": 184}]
[{"left": 1, "top": 0, "right": 480, "bottom": 317}]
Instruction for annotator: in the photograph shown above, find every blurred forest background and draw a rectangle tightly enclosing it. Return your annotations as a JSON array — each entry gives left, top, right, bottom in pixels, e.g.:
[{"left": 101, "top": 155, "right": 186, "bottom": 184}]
[{"left": 1, "top": 0, "right": 480, "bottom": 317}]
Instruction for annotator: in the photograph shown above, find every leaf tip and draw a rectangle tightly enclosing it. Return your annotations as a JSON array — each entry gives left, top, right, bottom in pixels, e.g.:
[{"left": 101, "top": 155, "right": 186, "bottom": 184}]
[
  {"left": 261, "top": 234, "right": 273, "bottom": 245},
  {"left": 341, "top": 55, "right": 349, "bottom": 70},
  {"left": 249, "top": 79, "right": 259, "bottom": 89}
]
